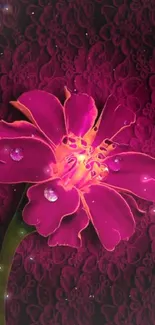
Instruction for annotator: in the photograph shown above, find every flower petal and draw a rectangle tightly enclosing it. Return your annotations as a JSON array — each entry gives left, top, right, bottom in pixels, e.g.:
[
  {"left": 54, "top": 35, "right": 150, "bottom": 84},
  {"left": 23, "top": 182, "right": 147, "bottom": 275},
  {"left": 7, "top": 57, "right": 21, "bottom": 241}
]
[
  {"left": 84, "top": 184, "right": 135, "bottom": 251},
  {"left": 48, "top": 205, "right": 89, "bottom": 248},
  {"left": 23, "top": 179, "right": 80, "bottom": 237},
  {"left": 11, "top": 90, "right": 66, "bottom": 145},
  {"left": 92, "top": 94, "right": 136, "bottom": 147},
  {"left": 112, "top": 124, "right": 134, "bottom": 145},
  {"left": 104, "top": 152, "right": 155, "bottom": 201},
  {"left": 64, "top": 93, "right": 98, "bottom": 137},
  {"left": 107, "top": 143, "right": 130, "bottom": 158},
  {"left": 0, "top": 137, "right": 55, "bottom": 183},
  {"left": 0, "top": 120, "right": 44, "bottom": 139},
  {"left": 121, "top": 193, "right": 145, "bottom": 213}
]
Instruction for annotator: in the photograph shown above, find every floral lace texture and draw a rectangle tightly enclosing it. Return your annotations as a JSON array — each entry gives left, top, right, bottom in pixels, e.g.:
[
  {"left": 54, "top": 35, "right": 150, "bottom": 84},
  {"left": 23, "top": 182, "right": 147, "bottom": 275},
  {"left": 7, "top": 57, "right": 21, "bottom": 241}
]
[{"left": 0, "top": 0, "right": 155, "bottom": 324}]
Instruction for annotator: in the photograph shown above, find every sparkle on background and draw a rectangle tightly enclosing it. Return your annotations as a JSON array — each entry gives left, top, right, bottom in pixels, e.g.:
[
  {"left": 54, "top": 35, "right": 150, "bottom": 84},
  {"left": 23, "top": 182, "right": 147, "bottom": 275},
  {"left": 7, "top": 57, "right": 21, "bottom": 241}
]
[{"left": 0, "top": 4, "right": 13, "bottom": 14}]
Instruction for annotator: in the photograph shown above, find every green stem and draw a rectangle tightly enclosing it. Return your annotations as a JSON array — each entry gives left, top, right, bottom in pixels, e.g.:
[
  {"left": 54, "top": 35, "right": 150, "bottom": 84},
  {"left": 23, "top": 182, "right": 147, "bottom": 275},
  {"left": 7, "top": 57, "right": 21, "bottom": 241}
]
[{"left": 0, "top": 185, "right": 35, "bottom": 325}]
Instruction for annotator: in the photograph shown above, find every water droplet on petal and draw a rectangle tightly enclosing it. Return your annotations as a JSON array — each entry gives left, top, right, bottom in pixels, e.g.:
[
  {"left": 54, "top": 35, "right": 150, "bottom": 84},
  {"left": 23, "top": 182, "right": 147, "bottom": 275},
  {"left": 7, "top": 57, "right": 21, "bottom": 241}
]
[
  {"left": 44, "top": 165, "right": 52, "bottom": 176},
  {"left": 141, "top": 174, "right": 151, "bottom": 182},
  {"left": 108, "top": 156, "right": 121, "bottom": 172},
  {"left": 44, "top": 187, "right": 58, "bottom": 202},
  {"left": 10, "top": 148, "right": 23, "bottom": 162},
  {"left": 3, "top": 146, "right": 10, "bottom": 154}
]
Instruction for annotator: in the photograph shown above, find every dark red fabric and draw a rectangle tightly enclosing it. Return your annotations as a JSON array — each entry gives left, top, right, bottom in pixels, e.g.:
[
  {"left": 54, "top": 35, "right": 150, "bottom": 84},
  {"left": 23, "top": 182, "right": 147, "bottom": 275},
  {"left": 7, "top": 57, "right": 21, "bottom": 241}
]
[{"left": 0, "top": 0, "right": 155, "bottom": 324}]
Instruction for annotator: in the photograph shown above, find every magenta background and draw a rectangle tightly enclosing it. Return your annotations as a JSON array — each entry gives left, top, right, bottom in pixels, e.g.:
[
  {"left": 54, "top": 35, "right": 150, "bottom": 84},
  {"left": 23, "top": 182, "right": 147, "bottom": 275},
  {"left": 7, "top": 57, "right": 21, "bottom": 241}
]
[{"left": 0, "top": 0, "right": 155, "bottom": 324}]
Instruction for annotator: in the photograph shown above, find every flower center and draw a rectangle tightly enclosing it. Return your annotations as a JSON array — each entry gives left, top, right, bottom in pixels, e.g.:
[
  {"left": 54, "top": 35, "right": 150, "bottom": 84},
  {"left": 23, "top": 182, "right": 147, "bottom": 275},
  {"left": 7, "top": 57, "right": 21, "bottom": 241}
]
[{"left": 54, "top": 136, "right": 112, "bottom": 190}]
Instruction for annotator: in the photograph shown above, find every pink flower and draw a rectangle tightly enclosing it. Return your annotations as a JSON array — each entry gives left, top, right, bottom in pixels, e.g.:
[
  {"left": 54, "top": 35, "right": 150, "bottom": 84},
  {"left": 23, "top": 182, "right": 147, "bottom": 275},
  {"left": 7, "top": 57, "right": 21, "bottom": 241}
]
[{"left": 0, "top": 89, "right": 155, "bottom": 250}]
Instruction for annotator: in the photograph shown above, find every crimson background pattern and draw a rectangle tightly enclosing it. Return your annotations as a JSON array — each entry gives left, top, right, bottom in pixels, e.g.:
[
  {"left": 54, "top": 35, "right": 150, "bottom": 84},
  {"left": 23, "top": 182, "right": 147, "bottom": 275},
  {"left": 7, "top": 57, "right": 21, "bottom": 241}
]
[{"left": 0, "top": 0, "right": 155, "bottom": 324}]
